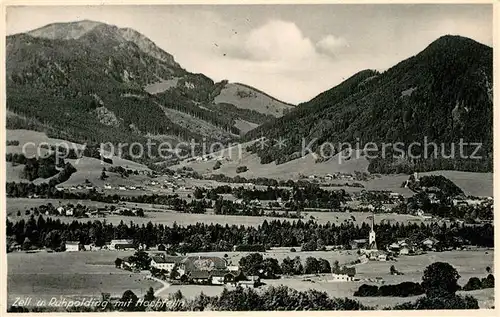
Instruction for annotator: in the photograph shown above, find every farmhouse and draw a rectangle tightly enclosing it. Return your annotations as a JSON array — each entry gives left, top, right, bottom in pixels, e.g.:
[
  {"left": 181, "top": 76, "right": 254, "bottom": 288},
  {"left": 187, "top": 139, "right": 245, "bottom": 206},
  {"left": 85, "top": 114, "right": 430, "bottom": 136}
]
[
  {"left": 150, "top": 255, "right": 184, "bottom": 272},
  {"left": 177, "top": 256, "right": 230, "bottom": 284},
  {"left": 121, "top": 256, "right": 136, "bottom": 269},
  {"left": 421, "top": 237, "right": 440, "bottom": 250},
  {"left": 331, "top": 265, "right": 356, "bottom": 282},
  {"left": 350, "top": 239, "right": 368, "bottom": 249},
  {"left": 65, "top": 241, "right": 80, "bottom": 252},
  {"left": 109, "top": 239, "right": 135, "bottom": 250}
]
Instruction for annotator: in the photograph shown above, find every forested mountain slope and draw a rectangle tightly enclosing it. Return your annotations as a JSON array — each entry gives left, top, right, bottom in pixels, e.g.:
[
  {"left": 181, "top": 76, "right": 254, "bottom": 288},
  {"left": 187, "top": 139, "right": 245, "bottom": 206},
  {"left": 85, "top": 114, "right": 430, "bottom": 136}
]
[
  {"left": 244, "top": 35, "right": 493, "bottom": 173},
  {"left": 6, "top": 20, "right": 290, "bottom": 161}
]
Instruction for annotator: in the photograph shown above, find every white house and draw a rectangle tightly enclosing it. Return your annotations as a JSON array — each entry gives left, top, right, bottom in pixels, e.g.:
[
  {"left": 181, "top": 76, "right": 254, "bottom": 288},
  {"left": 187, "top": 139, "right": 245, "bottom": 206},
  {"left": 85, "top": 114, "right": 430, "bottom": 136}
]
[
  {"left": 104, "top": 184, "right": 112, "bottom": 190},
  {"left": 65, "top": 208, "right": 74, "bottom": 216},
  {"left": 65, "top": 241, "right": 80, "bottom": 252},
  {"left": 150, "top": 255, "right": 183, "bottom": 272},
  {"left": 56, "top": 206, "right": 65, "bottom": 215},
  {"left": 109, "top": 239, "right": 134, "bottom": 250},
  {"left": 331, "top": 273, "right": 355, "bottom": 282},
  {"left": 227, "top": 265, "right": 240, "bottom": 272}
]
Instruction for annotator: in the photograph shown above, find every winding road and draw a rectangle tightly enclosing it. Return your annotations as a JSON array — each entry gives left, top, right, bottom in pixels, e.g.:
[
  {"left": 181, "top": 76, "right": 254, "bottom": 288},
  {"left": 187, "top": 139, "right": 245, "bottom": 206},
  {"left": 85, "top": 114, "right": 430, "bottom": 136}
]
[{"left": 147, "top": 275, "right": 171, "bottom": 297}]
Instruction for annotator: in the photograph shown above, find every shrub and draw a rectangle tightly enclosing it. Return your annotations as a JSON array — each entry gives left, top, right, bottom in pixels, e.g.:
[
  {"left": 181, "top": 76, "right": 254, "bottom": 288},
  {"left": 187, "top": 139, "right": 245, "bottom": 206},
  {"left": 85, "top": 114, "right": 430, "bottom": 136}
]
[
  {"left": 213, "top": 161, "right": 222, "bottom": 170},
  {"left": 6, "top": 140, "right": 19, "bottom": 146},
  {"left": 463, "top": 277, "right": 482, "bottom": 291},
  {"left": 481, "top": 274, "right": 494, "bottom": 289},
  {"left": 236, "top": 166, "right": 248, "bottom": 173}
]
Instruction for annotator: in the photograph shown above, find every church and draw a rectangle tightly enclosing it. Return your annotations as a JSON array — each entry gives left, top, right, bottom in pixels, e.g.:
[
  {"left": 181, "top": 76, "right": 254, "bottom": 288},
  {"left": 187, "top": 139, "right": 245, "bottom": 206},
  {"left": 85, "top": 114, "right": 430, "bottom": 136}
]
[{"left": 354, "top": 213, "right": 387, "bottom": 261}]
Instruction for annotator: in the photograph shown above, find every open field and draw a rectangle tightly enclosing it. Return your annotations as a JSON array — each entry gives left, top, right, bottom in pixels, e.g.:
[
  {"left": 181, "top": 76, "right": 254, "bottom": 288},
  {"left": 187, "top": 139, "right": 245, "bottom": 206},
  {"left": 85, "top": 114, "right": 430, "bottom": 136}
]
[
  {"left": 7, "top": 198, "right": 423, "bottom": 227},
  {"left": 7, "top": 251, "right": 161, "bottom": 307},
  {"left": 186, "top": 248, "right": 359, "bottom": 268},
  {"left": 264, "top": 249, "right": 494, "bottom": 308},
  {"left": 213, "top": 82, "right": 294, "bottom": 117},
  {"left": 163, "top": 250, "right": 495, "bottom": 308},
  {"left": 6, "top": 129, "right": 150, "bottom": 184},
  {"left": 172, "top": 143, "right": 493, "bottom": 197}
]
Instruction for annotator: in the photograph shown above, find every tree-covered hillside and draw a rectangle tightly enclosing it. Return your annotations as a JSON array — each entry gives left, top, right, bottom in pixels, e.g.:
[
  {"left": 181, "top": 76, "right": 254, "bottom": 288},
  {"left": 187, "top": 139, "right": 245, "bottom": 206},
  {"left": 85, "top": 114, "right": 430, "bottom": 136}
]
[
  {"left": 6, "top": 20, "right": 289, "bottom": 162},
  {"left": 245, "top": 35, "right": 493, "bottom": 173}
]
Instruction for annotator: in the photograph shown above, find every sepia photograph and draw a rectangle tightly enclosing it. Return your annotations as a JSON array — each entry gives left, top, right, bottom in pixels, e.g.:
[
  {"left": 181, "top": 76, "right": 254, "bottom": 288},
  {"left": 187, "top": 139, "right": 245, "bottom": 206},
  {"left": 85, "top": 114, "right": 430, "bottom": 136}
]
[{"left": 3, "top": 2, "right": 495, "bottom": 312}]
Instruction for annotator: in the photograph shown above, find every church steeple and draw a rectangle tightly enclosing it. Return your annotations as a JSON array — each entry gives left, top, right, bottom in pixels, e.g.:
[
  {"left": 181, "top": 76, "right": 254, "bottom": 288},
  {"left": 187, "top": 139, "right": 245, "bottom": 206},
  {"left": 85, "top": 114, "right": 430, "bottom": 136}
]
[{"left": 369, "top": 213, "right": 377, "bottom": 250}]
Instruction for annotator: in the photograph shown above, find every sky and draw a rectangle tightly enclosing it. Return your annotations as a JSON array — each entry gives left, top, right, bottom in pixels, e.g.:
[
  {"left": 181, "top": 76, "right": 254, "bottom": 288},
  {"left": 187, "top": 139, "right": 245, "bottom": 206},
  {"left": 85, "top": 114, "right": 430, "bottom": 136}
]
[{"left": 7, "top": 4, "right": 493, "bottom": 104}]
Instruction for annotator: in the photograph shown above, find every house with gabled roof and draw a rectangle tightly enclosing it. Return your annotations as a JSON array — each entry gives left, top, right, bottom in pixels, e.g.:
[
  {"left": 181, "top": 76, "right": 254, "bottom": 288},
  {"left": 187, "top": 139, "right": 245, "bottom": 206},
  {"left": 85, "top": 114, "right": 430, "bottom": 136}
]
[{"left": 150, "top": 255, "right": 184, "bottom": 272}]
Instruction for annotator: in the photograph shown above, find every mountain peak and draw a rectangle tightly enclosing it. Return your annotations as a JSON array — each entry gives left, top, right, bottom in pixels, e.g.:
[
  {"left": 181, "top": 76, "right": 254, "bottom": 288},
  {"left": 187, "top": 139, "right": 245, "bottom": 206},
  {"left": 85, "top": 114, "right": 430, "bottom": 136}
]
[
  {"left": 27, "top": 20, "right": 105, "bottom": 40},
  {"left": 420, "top": 34, "right": 491, "bottom": 57},
  {"left": 26, "top": 20, "right": 180, "bottom": 68}
]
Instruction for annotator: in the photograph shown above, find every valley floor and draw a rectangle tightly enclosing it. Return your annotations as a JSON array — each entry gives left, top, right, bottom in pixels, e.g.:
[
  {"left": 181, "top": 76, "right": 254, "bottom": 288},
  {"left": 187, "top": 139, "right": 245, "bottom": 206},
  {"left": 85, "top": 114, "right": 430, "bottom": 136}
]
[{"left": 7, "top": 249, "right": 494, "bottom": 309}]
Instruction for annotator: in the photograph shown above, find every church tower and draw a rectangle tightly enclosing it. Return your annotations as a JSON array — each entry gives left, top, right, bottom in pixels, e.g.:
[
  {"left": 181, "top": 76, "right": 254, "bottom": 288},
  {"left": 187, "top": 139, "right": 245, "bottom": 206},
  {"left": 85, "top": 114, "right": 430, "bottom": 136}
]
[{"left": 369, "top": 213, "right": 377, "bottom": 250}]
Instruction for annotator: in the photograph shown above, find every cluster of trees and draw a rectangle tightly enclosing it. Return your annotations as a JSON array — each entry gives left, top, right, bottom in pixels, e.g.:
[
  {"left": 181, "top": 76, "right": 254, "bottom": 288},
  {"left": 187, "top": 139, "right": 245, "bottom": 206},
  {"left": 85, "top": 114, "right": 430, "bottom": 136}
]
[
  {"left": 6, "top": 213, "right": 494, "bottom": 254},
  {"left": 230, "top": 185, "right": 347, "bottom": 210},
  {"left": 22, "top": 155, "right": 59, "bottom": 181},
  {"left": 192, "top": 185, "right": 231, "bottom": 200},
  {"left": 9, "top": 285, "right": 367, "bottom": 312},
  {"left": 391, "top": 261, "right": 481, "bottom": 309},
  {"left": 406, "top": 175, "right": 464, "bottom": 197},
  {"left": 462, "top": 273, "right": 494, "bottom": 291},
  {"left": 213, "top": 199, "right": 263, "bottom": 216},
  {"left": 6, "top": 152, "right": 30, "bottom": 165},
  {"left": 7, "top": 140, "right": 20, "bottom": 146},
  {"left": 232, "top": 186, "right": 290, "bottom": 201},
  {"left": 368, "top": 156, "right": 492, "bottom": 174},
  {"left": 6, "top": 164, "right": 76, "bottom": 195},
  {"left": 188, "top": 285, "right": 369, "bottom": 311},
  {"left": 356, "top": 264, "right": 494, "bottom": 302},
  {"left": 354, "top": 282, "right": 424, "bottom": 297},
  {"left": 208, "top": 174, "right": 307, "bottom": 187}
]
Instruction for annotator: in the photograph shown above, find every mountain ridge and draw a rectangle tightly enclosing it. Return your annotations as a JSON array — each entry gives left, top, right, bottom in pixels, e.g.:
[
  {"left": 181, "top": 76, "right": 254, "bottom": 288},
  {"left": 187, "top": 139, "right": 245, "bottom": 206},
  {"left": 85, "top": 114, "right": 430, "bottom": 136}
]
[
  {"left": 243, "top": 35, "right": 493, "bottom": 173},
  {"left": 6, "top": 20, "right": 291, "bottom": 160}
]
